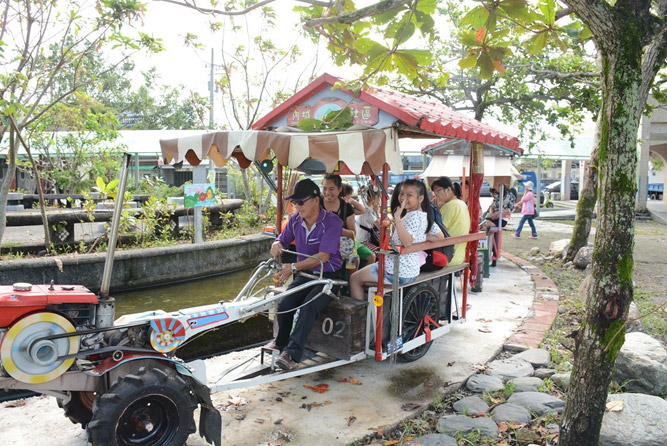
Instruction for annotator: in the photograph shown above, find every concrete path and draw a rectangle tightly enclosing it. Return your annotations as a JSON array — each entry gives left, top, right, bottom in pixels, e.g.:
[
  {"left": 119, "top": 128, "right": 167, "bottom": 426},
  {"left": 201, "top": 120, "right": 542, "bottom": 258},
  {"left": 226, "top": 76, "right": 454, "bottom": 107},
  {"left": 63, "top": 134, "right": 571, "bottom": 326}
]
[
  {"left": 195, "top": 259, "right": 537, "bottom": 445},
  {"left": 647, "top": 200, "right": 667, "bottom": 224},
  {"left": 0, "top": 258, "right": 537, "bottom": 446}
]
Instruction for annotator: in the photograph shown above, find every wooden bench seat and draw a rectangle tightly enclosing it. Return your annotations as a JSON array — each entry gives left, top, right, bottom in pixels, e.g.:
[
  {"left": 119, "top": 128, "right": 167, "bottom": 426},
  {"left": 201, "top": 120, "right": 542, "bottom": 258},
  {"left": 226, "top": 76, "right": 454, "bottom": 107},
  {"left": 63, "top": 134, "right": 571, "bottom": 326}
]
[{"left": 363, "top": 262, "right": 467, "bottom": 290}]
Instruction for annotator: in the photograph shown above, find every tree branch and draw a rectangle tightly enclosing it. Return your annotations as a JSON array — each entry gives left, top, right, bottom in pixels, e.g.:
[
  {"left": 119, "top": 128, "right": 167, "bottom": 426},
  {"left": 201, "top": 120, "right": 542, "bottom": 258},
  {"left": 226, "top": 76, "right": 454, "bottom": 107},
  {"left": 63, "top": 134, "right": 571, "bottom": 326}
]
[
  {"left": 528, "top": 66, "right": 600, "bottom": 79},
  {"left": 304, "top": 0, "right": 413, "bottom": 26},
  {"left": 153, "top": 0, "right": 332, "bottom": 16}
]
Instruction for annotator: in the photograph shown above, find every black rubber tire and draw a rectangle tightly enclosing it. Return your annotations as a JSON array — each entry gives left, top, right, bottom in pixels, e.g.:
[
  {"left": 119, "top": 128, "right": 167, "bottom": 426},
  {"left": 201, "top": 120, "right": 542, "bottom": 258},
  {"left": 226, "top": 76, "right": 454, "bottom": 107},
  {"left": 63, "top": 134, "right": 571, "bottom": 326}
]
[
  {"left": 399, "top": 284, "right": 439, "bottom": 363},
  {"left": 87, "top": 366, "right": 197, "bottom": 446},
  {"left": 57, "top": 391, "right": 96, "bottom": 428}
]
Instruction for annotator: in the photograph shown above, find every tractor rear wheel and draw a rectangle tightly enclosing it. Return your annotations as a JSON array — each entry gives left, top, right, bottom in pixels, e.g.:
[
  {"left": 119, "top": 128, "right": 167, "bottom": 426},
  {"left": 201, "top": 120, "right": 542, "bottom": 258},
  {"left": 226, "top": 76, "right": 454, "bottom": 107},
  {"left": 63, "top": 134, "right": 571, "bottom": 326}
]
[
  {"left": 57, "top": 391, "right": 96, "bottom": 428},
  {"left": 87, "top": 366, "right": 197, "bottom": 446}
]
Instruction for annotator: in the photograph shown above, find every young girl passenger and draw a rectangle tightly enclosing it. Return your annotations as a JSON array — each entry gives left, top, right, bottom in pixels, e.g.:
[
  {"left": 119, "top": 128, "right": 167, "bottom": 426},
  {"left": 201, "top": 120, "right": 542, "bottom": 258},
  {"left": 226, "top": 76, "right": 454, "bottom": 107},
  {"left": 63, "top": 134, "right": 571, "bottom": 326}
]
[{"left": 349, "top": 179, "right": 434, "bottom": 300}]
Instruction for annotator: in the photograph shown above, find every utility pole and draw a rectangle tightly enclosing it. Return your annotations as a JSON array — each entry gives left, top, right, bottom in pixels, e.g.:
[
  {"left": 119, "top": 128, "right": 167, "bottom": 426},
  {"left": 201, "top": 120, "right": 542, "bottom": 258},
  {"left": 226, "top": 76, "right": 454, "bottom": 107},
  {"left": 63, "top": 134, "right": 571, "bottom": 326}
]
[{"left": 209, "top": 48, "right": 215, "bottom": 129}]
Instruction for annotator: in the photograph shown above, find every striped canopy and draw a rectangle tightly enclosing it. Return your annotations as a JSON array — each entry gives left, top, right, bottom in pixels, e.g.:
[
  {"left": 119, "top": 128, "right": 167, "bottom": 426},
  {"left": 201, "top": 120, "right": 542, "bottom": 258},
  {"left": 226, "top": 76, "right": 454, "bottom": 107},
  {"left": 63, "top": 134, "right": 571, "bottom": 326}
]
[{"left": 159, "top": 127, "right": 402, "bottom": 175}]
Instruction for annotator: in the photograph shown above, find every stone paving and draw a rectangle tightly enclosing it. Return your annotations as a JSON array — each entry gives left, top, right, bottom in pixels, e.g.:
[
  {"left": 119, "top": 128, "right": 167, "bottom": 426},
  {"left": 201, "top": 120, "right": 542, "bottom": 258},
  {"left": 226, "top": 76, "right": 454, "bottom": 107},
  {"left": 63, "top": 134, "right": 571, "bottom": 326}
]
[{"left": 502, "top": 252, "right": 560, "bottom": 351}]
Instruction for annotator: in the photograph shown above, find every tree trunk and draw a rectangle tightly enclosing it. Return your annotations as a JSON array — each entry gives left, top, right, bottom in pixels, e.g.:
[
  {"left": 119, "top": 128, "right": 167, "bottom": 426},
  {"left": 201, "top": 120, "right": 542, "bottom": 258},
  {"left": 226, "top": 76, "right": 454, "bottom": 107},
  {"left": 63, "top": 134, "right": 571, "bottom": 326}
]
[
  {"left": 11, "top": 116, "right": 53, "bottom": 250},
  {"left": 565, "top": 110, "right": 601, "bottom": 262},
  {"left": 0, "top": 131, "right": 18, "bottom": 246},
  {"left": 559, "top": 5, "right": 646, "bottom": 444},
  {"left": 240, "top": 169, "right": 252, "bottom": 201}
]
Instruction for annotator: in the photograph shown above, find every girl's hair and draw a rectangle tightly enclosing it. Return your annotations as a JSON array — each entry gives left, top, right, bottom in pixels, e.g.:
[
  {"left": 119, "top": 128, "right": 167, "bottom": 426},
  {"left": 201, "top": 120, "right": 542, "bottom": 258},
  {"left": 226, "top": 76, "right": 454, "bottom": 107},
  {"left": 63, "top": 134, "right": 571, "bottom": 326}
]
[
  {"left": 359, "top": 183, "right": 379, "bottom": 203},
  {"left": 390, "top": 179, "right": 433, "bottom": 233},
  {"left": 431, "top": 176, "right": 462, "bottom": 200},
  {"left": 340, "top": 182, "right": 354, "bottom": 197},
  {"left": 323, "top": 174, "right": 342, "bottom": 189}
]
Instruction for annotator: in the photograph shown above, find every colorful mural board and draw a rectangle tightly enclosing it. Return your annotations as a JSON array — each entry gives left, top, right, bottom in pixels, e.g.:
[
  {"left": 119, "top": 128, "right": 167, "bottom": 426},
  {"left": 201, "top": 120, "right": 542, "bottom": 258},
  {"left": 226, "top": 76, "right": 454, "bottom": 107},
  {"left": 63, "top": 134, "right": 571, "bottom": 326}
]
[{"left": 184, "top": 184, "right": 215, "bottom": 208}]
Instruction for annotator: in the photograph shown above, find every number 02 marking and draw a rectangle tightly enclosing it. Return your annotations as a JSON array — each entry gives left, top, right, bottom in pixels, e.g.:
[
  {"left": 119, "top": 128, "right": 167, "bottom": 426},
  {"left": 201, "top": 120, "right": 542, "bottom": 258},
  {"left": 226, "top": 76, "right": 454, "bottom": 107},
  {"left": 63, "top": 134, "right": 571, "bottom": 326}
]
[{"left": 322, "top": 317, "right": 346, "bottom": 338}]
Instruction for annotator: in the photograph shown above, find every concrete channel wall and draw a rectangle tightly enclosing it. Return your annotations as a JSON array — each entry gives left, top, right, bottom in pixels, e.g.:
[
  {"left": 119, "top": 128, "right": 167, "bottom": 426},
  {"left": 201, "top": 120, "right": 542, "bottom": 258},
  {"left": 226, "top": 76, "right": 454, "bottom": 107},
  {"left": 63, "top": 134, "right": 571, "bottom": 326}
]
[{"left": 0, "top": 233, "right": 273, "bottom": 292}]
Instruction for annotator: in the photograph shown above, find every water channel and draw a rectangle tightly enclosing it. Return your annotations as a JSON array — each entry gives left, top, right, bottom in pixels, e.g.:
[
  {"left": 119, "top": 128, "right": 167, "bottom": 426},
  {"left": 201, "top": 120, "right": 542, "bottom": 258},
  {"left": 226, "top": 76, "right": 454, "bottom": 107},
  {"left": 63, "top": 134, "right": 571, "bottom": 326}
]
[{"left": 113, "top": 268, "right": 260, "bottom": 316}]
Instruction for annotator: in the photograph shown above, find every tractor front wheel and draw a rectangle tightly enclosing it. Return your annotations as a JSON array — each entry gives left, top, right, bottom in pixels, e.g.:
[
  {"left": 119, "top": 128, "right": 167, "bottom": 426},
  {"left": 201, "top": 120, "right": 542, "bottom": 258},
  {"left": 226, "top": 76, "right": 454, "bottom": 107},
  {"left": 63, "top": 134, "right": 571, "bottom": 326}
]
[{"left": 87, "top": 366, "right": 197, "bottom": 446}]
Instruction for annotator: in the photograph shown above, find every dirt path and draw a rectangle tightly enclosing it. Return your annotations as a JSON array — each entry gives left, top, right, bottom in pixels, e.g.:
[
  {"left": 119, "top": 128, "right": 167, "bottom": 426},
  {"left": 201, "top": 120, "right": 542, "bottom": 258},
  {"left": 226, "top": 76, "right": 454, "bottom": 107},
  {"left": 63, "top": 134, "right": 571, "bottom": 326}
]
[{"left": 500, "top": 218, "right": 667, "bottom": 342}]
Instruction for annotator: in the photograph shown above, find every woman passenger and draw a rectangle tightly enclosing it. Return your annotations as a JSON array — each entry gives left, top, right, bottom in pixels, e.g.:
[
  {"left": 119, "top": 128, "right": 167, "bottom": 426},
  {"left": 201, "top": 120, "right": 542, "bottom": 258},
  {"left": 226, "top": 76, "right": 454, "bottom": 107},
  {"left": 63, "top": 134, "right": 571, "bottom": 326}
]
[
  {"left": 430, "top": 177, "right": 470, "bottom": 266},
  {"left": 349, "top": 179, "right": 434, "bottom": 299},
  {"left": 321, "top": 175, "right": 356, "bottom": 239}
]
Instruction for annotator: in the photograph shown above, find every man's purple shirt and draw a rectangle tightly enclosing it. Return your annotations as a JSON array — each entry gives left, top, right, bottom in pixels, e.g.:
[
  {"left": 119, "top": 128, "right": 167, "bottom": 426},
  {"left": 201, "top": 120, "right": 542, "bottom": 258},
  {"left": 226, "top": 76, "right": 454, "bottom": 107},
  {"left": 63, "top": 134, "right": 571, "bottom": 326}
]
[{"left": 277, "top": 208, "right": 342, "bottom": 273}]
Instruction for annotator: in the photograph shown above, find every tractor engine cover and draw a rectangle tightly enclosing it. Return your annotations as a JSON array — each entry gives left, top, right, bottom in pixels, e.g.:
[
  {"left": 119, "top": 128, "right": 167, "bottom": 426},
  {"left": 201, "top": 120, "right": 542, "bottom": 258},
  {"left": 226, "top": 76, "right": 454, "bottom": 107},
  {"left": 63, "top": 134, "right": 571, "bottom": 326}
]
[
  {"left": 0, "top": 283, "right": 98, "bottom": 328},
  {"left": 0, "top": 284, "right": 99, "bottom": 384}
]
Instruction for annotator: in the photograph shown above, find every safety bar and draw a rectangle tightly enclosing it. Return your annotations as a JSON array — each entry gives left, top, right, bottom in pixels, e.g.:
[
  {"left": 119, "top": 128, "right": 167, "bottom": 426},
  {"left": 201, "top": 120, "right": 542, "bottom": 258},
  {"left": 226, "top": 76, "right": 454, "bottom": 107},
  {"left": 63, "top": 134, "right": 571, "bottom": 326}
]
[
  {"left": 400, "top": 232, "right": 486, "bottom": 254},
  {"left": 232, "top": 258, "right": 279, "bottom": 302},
  {"left": 239, "top": 278, "right": 336, "bottom": 314},
  {"left": 279, "top": 249, "right": 325, "bottom": 280}
]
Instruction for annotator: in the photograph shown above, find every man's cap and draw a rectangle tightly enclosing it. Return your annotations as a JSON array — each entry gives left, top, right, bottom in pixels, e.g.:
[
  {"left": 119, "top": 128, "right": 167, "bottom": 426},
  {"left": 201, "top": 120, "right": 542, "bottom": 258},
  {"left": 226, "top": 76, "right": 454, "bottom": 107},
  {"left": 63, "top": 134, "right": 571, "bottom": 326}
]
[
  {"left": 286, "top": 179, "right": 320, "bottom": 201},
  {"left": 524, "top": 181, "right": 534, "bottom": 190}
]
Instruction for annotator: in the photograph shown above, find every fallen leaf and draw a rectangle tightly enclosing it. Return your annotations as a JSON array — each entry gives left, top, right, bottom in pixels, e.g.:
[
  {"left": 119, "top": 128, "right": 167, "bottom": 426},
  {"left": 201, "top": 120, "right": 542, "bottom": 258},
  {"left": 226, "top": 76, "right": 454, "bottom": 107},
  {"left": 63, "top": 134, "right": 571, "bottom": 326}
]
[
  {"left": 478, "top": 327, "right": 492, "bottom": 333},
  {"left": 369, "top": 424, "right": 388, "bottom": 438},
  {"left": 401, "top": 403, "right": 421, "bottom": 411},
  {"left": 347, "top": 416, "right": 356, "bottom": 426},
  {"left": 510, "top": 300, "right": 518, "bottom": 305},
  {"left": 473, "top": 363, "right": 488, "bottom": 371},
  {"left": 476, "top": 318, "right": 493, "bottom": 322},
  {"left": 348, "top": 376, "right": 362, "bottom": 385},
  {"left": 303, "top": 384, "right": 329, "bottom": 393},
  {"left": 497, "top": 422, "right": 508, "bottom": 433},
  {"left": 254, "top": 418, "right": 265, "bottom": 424},
  {"left": 606, "top": 400, "right": 624, "bottom": 412},
  {"left": 339, "top": 377, "right": 349, "bottom": 383},
  {"left": 274, "top": 419, "right": 283, "bottom": 425},
  {"left": 508, "top": 422, "right": 525, "bottom": 429},
  {"left": 3, "top": 400, "right": 26, "bottom": 408},
  {"left": 227, "top": 396, "right": 248, "bottom": 406},
  {"left": 447, "top": 361, "right": 455, "bottom": 367},
  {"left": 311, "top": 400, "right": 332, "bottom": 407}
]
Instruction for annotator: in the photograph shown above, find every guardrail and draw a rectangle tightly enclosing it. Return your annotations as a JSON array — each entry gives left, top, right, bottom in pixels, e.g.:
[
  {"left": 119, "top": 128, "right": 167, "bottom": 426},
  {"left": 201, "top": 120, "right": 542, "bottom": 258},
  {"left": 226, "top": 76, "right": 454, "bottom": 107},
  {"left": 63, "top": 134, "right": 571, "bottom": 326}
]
[
  {"left": 6, "top": 193, "right": 151, "bottom": 209},
  {"left": 4, "top": 199, "right": 244, "bottom": 247}
]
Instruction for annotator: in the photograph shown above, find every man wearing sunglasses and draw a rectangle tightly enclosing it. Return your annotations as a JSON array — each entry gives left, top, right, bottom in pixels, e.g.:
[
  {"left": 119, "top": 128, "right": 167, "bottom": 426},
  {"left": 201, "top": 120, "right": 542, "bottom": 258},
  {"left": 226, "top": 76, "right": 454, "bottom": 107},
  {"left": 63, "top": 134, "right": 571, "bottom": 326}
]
[{"left": 268, "top": 178, "right": 343, "bottom": 370}]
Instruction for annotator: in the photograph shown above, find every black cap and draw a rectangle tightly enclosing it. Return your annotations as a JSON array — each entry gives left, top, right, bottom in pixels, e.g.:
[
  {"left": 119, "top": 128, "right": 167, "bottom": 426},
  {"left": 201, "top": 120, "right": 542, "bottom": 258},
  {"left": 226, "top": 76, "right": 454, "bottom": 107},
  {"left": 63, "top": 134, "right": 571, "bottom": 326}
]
[{"left": 286, "top": 179, "right": 320, "bottom": 201}]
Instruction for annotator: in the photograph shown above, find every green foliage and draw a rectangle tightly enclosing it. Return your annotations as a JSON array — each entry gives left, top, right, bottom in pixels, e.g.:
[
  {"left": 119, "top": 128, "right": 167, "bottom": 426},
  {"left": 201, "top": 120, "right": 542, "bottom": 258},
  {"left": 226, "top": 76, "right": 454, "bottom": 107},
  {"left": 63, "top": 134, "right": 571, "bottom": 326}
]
[
  {"left": 649, "top": 153, "right": 664, "bottom": 172},
  {"left": 454, "top": 429, "right": 495, "bottom": 445},
  {"left": 1, "top": 250, "right": 25, "bottom": 261},
  {"left": 0, "top": 0, "right": 161, "bottom": 245},
  {"left": 379, "top": 1, "right": 599, "bottom": 146},
  {"left": 94, "top": 176, "right": 120, "bottom": 200},
  {"left": 431, "top": 391, "right": 445, "bottom": 411},
  {"left": 133, "top": 176, "right": 183, "bottom": 200},
  {"left": 398, "top": 417, "right": 430, "bottom": 440},
  {"left": 296, "top": 107, "right": 354, "bottom": 131},
  {"left": 632, "top": 290, "right": 667, "bottom": 345}
]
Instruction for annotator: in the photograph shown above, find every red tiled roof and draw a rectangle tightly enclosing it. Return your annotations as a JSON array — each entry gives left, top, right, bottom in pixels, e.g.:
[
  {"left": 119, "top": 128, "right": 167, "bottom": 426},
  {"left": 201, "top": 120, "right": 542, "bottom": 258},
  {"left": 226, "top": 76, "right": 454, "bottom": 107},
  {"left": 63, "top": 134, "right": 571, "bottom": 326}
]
[{"left": 253, "top": 73, "right": 522, "bottom": 155}]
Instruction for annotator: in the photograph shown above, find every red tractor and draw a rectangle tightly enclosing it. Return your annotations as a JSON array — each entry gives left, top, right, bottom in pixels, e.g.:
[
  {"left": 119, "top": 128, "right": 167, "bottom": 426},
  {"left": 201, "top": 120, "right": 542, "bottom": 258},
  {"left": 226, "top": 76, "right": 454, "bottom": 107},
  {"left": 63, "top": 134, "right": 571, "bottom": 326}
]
[{"left": 0, "top": 156, "right": 221, "bottom": 446}]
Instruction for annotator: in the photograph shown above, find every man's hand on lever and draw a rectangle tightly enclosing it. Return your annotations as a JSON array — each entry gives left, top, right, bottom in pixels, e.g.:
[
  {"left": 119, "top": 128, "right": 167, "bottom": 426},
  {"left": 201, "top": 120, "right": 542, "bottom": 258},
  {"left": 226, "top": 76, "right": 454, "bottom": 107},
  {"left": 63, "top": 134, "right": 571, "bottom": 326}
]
[
  {"left": 270, "top": 241, "right": 284, "bottom": 259},
  {"left": 277, "top": 263, "right": 293, "bottom": 284}
]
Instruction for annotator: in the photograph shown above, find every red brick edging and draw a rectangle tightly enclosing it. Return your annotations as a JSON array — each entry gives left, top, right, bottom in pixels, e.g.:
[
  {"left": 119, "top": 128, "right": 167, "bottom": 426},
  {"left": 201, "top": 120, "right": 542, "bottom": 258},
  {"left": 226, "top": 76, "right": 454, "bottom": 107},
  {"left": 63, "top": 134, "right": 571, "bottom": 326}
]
[{"left": 501, "top": 252, "right": 560, "bottom": 351}]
